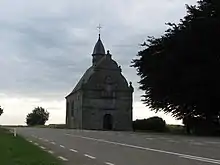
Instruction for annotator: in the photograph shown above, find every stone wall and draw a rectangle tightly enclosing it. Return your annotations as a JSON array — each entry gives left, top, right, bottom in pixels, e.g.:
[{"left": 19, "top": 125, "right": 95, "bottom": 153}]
[
  {"left": 66, "top": 90, "right": 83, "bottom": 129},
  {"left": 82, "top": 89, "right": 132, "bottom": 130}
]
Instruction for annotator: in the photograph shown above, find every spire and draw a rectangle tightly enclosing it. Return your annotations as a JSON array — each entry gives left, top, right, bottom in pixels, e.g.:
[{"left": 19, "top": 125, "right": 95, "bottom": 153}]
[
  {"left": 92, "top": 34, "right": 105, "bottom": 55},
  {"left": 92, "top": 25, "right": 106, "bottom": 65}
]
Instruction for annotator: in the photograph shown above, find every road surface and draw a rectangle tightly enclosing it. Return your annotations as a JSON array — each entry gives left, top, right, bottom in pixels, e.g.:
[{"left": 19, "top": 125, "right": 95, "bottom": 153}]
[{"left": 11, "top": 127, "right": 220, "bottom": 165}]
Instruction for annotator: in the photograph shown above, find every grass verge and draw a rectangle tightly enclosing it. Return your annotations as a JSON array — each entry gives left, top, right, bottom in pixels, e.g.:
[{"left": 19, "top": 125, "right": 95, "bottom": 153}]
[{"left": 0, "top": 128, "right": 62, "bottom": 165}]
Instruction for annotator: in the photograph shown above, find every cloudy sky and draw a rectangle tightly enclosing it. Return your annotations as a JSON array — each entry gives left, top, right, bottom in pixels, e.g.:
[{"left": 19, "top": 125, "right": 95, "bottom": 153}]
[{"left": 0, "top": 0, "right": 197, "bottom": 125}]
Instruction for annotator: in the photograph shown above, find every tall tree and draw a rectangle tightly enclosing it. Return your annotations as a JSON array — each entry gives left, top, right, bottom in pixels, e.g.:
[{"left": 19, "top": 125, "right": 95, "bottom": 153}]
[
  {"left": 26, "top": 107, "right": 49, "bottom": 126},
  {"left": 132, "top": 0, "right": 220, "bottom": 122},
  {"left": 0, "top": 106, "right": 3, "bottom": 116}
]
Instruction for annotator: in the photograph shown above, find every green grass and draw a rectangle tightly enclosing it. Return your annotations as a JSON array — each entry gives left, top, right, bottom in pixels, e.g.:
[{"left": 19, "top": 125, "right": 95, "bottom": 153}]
[{"left": 0, "top": 128, "right": 63, "bottom": 165}]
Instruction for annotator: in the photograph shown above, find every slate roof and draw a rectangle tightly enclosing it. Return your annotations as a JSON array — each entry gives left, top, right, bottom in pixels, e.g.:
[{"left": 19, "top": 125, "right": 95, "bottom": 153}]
[
  {"left": 92, "top": 34, "right": 105, "bottom": 55},
  {"left": 66, "top": 66, "right": 94, "bottom": 97}
]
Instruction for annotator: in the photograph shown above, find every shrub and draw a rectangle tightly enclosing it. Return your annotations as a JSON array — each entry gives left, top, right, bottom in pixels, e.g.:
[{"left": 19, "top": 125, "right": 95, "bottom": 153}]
[{"left": 133, "top": 116, "right": 166, "bottom": 132}]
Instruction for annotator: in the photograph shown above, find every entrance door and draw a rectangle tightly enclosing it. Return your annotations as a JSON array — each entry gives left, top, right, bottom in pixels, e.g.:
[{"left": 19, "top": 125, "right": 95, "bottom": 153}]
[{"left": 103, "top": 114, "right": 113, "bottom": 130}]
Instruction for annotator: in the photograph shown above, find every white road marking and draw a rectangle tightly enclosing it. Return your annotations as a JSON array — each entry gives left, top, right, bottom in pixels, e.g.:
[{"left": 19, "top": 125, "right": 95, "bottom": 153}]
[
  {"left": 39, "top": 137, "right": 43, "bottom": 140},
  {"left": 48, "top": 150, "right": 54, "bottom": 154},
  {"left": 60, "top": 145, "right": 65, "bottom": 148},
  {"left": 34, "top": 142, "right": 39, "bottom": 146},
  {"left": 145, "top": 138, "right": 153, "bottom": 140},
  {"left": 205, "top": 141, "right": 220, "bottom": 144},
  {"left": 190, "top": 142, "right": 204, "bottom": 146},
  {"left": 105, "top": 162, "right": 115, "bottom": 165},
  {"left": 44, "top": 139, "right": 49, "bottom": 142},
  {"left": 40, "top": 146, "right": 46, "bottom": 149},
  {"left": 180, "top": 155, "right": 220, "bottom": 164},
  {"left": 84, "top": 154, "right": 96, "bottom": 159},
  {"left": 58, "top": 156, "right": 68, "bottom": 161},
  {"left": 51, "top": 141, "right": 56, "bottom": 145},
  {"left": 70, "top": 149, "right": 78, "bottom": 152},
  {"left": 65, "top": 134, "right": 220, "bottom": 164}
]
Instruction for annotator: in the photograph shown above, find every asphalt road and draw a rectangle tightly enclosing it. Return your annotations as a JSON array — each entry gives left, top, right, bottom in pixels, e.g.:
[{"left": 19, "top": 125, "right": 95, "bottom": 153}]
[{"left": 11, "top": 127, "right": 220, "bottom": 165}]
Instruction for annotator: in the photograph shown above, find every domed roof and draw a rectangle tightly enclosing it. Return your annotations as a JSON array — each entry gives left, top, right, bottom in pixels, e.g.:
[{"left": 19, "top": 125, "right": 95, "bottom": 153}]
[
  {"left": 66, "top": 66, "right": 95, "bottom": 96},
  {"left": 92, "top": 34, "right": 105, "bottom": 55},
  {"left": 95, "top": 53, "right": 120, "bottom": 71}
]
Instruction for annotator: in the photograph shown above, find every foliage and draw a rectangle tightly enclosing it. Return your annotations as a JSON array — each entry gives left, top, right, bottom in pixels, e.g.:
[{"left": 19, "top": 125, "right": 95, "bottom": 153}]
[
  {"left": 166, "top": 124, "right": 185, "bottom": 135},
  {"left": 133, "top": 116, "right": 166, "bottom": 132},
  {"left": 26, "top": 107, "right": 49, "bottom": 126},
  {"left": 131, "top": 0, "right": 220, "bottom": 123},
  {"left": 0, "top": 106, "right": 3, "bottom": 116},
  {"left": 183, "top": 116, "right": 220, "bottom": 135}
]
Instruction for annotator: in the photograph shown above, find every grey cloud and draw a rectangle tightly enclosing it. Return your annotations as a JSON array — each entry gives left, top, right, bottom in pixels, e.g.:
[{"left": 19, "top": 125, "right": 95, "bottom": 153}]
[{"left": 0, "top": 0, "right": 198, "bottom": 102}]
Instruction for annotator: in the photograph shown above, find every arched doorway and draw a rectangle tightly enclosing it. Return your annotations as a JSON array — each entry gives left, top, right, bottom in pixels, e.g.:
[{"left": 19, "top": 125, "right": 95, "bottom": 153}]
[{"left": 103, "top": 114, "right": 113, "bottom": 130}]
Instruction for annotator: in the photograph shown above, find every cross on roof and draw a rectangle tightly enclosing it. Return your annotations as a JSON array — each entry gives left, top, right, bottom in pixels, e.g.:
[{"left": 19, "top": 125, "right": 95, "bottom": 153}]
[{"left": 97, "top": 24, "right": 102, "bottom": 35}]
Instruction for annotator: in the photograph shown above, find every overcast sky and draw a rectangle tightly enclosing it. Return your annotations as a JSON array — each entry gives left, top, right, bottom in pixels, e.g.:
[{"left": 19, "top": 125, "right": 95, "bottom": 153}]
[{"left": 0, "top": 0, "right": 197, "bottom": 125}]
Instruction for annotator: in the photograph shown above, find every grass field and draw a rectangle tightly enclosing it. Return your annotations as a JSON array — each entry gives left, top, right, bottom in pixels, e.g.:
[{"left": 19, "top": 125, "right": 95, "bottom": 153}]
[{"left": 0, "top": 128, "right": 62, "bottom": 165}]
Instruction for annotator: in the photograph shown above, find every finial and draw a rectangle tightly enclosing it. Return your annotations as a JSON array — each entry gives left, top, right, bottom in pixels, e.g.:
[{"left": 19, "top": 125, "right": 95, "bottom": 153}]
[
  {"left": 119, "top": 65, "right": 122, "bottom": 71},
  {"left": 129, "top": 81, "right": 134, "bottom": 92},
  {"left": 97, "top": 24, "right": 102, "bottom": 36}
]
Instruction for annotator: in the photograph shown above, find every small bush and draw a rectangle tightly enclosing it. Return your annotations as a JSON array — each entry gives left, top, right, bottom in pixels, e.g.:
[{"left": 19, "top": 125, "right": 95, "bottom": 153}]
[
  {"left": 48, "top": 124, "right": 67, "bottom": 129},
  {"left": 166, "top": 125, "right": 185, "bottom": 134},
  {"left": 0, "top": 106, "right": 3, "bottom": 116},
  {"left": 133, "top": 116, "right": 166, "bottom": 132}
]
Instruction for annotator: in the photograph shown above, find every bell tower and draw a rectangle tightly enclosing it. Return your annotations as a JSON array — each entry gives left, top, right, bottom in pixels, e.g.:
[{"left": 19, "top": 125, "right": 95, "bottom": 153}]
[{"left": 92, "top": 25, "right": 105, "bottom": 65}]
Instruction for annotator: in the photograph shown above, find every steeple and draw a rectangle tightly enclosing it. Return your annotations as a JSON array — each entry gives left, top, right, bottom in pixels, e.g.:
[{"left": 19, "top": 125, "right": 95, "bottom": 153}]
[
  {"left": 92, "top": 33, "right": 105, "bottom": 65},
  {"left": 92, "top": 34, "right": 105, "bottom": 55}
]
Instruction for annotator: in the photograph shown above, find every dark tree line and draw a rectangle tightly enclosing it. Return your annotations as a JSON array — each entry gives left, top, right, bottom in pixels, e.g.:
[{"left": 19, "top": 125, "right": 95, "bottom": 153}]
[
  {"left": 133, "top": 116, "right": 166, "bottom": 132},
  {"left": 132, "top": 0, "right": 220, "bottom": 135}
]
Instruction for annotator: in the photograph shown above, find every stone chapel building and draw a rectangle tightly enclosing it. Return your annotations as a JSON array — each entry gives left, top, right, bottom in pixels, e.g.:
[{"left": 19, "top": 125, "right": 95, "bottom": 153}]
[{"left": 65, "top": 34, "right": 133, "bottom": 131}]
